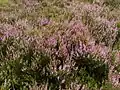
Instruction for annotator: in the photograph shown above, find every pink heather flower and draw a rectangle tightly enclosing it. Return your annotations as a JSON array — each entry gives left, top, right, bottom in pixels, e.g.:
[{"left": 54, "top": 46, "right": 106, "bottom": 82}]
[
  {"left": 60, "top": 44, "right": 68, "bottom": 57},
  {"left": 86, "top": 45, "right": 95, "bottom": 53},
  {"left": 0, "top": 37, "right": 2, "bottom": 41},
  {"left": 96, "top": 17, "right": 118, "bottom": 31},
  {"left": 23, "top": 0, "right": 39, "bottom": 6},
  {"left": 4, "top": 28, "right": 18, "bottom": 37},
  {"left": 99, "top": 45, "right": 108, "bottom": 58},
  {"left": 47, "top": 36, "right": 57, "bottom": 47},
  {"left": 82, "top": 4, "right": 103, "bottom": 15},
  {"left": 40, "top": 18, "right": 50, "bottom": 26},
  {"left": 74, "top": 42, "right": 87, "bottom": 54},
  {"left": 89, "top": 44, "right": 109, "bottom": 59},
  {"left": 115, "top": 51, "right": 120, "bottom": 64},
  {"left": 69, "top": 21, "right": 87, "bottom": 33},
  {"left": 2, "top": 24, "right": 22, "bottom": 38}
]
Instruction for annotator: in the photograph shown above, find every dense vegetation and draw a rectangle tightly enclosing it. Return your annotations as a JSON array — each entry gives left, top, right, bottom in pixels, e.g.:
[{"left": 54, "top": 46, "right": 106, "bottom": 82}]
[{"left": 0, "top": 0, "right": 120, "bottom": 90}]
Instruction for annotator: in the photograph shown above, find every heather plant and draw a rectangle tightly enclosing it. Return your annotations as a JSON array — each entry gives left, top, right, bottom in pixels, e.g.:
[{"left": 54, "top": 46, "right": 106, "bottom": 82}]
[
  {"left": 72, "top": 52, "right": 109, "bottom": 89},
  {"left": 0, "top": 0, "right": 120, "bottom": 90},
  {"left": 0, "top": 23, "right": 110, "bottom": 90},
  {"left": 0, "top": 37, "right": 52, "bottom": 90},
  {"left": 39, "top": 21, "right": 110, "bottom": 89},
  {"left": 68, "top": 2, "right": 119, "bottom": 48},
  {"left": 0, "top": 36, "right": 109, "bottom": 90}
]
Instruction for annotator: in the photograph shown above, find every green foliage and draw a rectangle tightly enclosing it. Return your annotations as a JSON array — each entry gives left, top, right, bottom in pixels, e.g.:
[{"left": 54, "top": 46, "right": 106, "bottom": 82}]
[
  {"left": 114, "top": 64, "right": 120, "bottom": 72},
  {"left": 0, "top": 0, "right": 8, "bottom": 5},
  {"left": 104, "top": 0, "right": 120, "bottom": 9},
  {"left": 0, "top": 37, "right": 51, "bottom": 90},
  {"left": 117, "top": 22, "right": 120, "bottom": 28},
  {"left": 102, "top": 82, "right": 120, "bottom": 90},
  {"left": 102, "top": 82, "right": 113, "bottom": 90},
  {"left": 72, "top": 53, "right": 109, "bottom": 89},
  {"left": 0, "top": 37, "right": 110, "bottom": 90}
]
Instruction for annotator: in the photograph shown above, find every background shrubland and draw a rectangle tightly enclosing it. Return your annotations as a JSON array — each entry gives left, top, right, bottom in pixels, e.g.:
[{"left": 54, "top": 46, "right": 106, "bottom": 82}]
[{"left": 0, "top": 0, "right": 120, "bottom": 90}]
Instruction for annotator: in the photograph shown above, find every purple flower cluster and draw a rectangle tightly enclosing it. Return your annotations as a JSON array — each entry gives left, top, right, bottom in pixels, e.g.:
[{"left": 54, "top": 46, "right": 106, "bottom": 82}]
[
  {"left": 41, "top": 21, "right": 110, "bottom": 61},
  {"left": 40, "top": 18, "right": 50, "bottom": 26}
]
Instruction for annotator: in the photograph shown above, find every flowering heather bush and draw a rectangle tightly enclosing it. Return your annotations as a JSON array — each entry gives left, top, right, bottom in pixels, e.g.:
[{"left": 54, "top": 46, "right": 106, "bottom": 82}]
[
  {"left": 67, "top": 2, "right": 119, "bottom": 48},
  {"left": 0, "top": 0, "right": 120, "bottom": 90},
  {"left": 35, "top": 21, "right": 110, "bottom": 89},
  {"left": 0, "top": 37, "right": 53, "bottom": 90}
]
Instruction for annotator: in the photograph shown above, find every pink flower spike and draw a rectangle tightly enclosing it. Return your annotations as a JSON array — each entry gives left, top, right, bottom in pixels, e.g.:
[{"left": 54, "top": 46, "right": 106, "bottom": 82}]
[{"left": 40, "top": 18, "right": 50, "bottom": 26}]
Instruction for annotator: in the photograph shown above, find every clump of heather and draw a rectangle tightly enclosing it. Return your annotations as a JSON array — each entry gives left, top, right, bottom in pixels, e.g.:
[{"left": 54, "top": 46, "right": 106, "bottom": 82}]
[
  {"left": 68, "top": 2, "right": 119, "bottom": 48},
  {"left": 38, "top": 21, "right": 110, "bottom": 89},
  {"left": 0, "top": 0, "right": 120, "bottom": 90},
  {"left": 42, "top": 20, "right": 110, "bottom": 61}
]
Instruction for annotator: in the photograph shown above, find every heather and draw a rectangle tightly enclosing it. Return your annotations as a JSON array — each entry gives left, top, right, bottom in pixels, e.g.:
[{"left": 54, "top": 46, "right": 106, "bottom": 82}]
[{"left": 0, "top": 0, "right": 120, "bottom": 90}]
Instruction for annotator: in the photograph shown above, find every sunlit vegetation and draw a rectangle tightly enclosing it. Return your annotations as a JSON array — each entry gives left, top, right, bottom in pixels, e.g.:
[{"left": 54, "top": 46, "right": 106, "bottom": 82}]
[{"left": 0, "top": 0, "right": 120, "bottom": 90}]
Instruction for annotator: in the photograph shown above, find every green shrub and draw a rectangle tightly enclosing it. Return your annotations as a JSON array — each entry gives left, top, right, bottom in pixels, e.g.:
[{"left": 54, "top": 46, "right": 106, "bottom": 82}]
[
  {"left": 0, "top": 37, "right": 51, "bottom": 90},
  {"left": 71, "top": 52, "right": 109, "bottom": 90}
]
